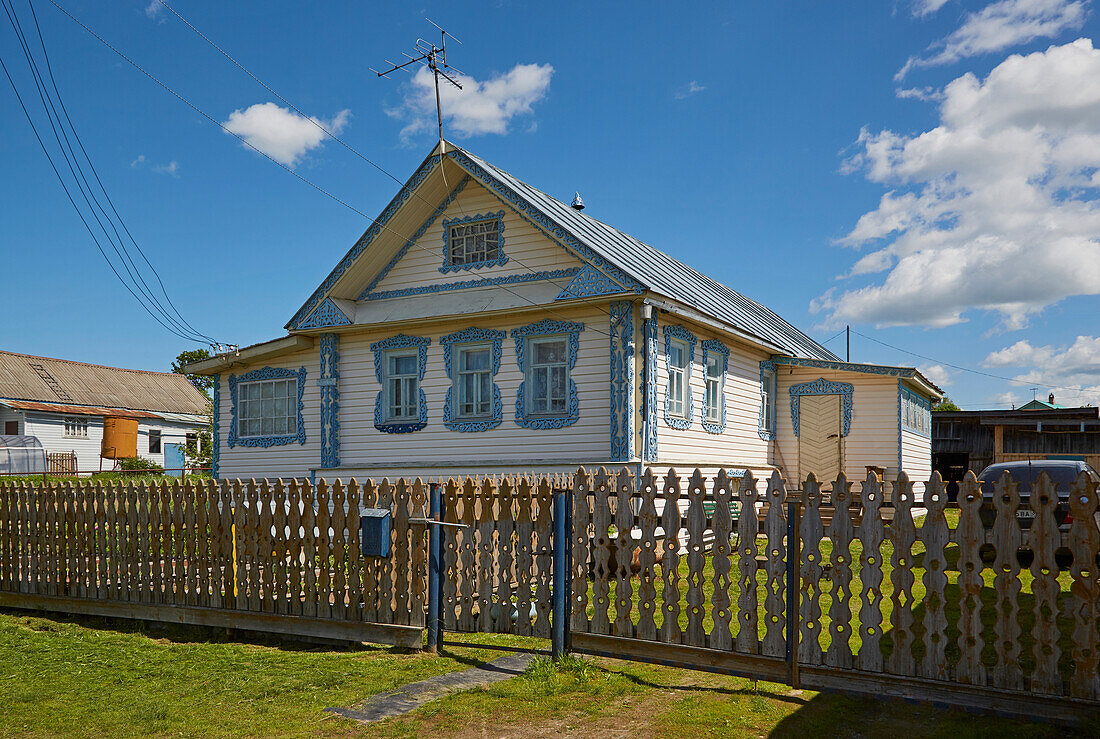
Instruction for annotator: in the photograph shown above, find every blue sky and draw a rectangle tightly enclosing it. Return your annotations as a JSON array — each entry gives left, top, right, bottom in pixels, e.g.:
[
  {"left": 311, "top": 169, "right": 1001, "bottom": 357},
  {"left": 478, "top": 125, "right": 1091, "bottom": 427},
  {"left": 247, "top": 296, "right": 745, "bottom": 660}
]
[{"left": 4, "top": 0, "right": 1100, "bottom": 409}]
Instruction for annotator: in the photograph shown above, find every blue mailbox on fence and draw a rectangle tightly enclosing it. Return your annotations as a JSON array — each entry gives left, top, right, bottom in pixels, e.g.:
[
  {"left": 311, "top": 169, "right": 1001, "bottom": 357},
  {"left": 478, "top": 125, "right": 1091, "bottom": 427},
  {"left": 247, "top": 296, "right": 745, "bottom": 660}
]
[{"left": 361, "top": 509, "right": 392, "bottom": 558}]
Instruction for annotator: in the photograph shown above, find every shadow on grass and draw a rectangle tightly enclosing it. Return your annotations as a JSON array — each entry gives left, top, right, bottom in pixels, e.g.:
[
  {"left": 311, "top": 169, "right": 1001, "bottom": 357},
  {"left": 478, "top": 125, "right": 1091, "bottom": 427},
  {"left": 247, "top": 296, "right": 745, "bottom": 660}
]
[{"left": 0, "top": 606, "right": 413, "bottom": 655}]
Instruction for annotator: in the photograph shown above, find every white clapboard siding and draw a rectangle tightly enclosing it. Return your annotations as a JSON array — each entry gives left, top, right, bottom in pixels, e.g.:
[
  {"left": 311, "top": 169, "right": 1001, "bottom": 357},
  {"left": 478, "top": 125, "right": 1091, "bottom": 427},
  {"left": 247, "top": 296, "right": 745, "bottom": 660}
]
[
  {"left": 369, "top": 180, "right": 584, "bottom": 295},
  {"left": 215, "top": 347, "right": 322, "bottom": 480},
  {"left": 653, "top": 315, "right": 771, "bottom": 468},
  {"left": 901, "top": 427, "right": 932, "bottom": 496},
  {"left": 337, "top": 304, "right": 611, "bottom": 465},
  {"left": 775, "top": 368, "right": 903, "bottom": 487},
  {"left": 14, "top": 414, "right": 201, "bottom": 473}
]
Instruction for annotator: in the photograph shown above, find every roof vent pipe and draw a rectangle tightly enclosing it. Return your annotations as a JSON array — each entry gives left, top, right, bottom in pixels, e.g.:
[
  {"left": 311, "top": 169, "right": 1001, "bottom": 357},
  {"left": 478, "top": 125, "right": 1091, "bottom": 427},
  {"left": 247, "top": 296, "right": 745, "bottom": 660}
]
[
  {"left": 1049, "top": 392, "right": 1056, "bottom": 404},
  {"left": 570, "top": 192, "right": 585, "bottom": 210}
]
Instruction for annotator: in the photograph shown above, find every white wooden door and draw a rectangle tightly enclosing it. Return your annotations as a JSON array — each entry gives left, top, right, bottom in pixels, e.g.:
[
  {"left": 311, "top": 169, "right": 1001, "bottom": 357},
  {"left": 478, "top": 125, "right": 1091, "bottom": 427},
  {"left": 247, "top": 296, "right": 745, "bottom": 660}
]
[{"left": 798, "top": 394, "right": 841, "bottom": 484}]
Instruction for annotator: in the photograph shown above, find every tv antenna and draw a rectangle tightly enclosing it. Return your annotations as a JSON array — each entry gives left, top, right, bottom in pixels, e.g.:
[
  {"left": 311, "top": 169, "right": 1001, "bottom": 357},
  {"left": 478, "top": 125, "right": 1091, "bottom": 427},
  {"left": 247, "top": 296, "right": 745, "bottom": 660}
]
[{"left": 370, "top": 19, "right": 463, "bottom": 143}]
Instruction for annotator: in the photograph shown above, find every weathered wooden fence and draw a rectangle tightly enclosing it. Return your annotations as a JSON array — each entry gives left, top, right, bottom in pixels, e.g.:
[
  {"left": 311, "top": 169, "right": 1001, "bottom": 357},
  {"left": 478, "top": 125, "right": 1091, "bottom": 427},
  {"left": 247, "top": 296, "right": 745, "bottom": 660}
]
[
  {"left": 569, "top": 467, "right": 1100, "bottom": 723},
  {"left": 0, "top": 478, "right": 425, "bottom": 646},
  {"left": 45, "top": 451, "right": 77, "bottom": 476}
]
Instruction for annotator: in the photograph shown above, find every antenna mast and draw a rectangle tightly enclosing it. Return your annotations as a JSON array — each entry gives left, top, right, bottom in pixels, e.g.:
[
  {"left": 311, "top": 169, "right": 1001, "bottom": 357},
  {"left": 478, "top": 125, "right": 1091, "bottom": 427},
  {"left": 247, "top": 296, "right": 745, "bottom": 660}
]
[{"left": 370, "top": 19, "right": 462, "bottom": 144}]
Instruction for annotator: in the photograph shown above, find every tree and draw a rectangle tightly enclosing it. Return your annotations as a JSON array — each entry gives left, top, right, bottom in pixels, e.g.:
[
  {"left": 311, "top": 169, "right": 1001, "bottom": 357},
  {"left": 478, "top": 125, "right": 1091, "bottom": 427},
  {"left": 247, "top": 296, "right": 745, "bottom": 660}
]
[
  {"left": 933, "top": 396, "right": 961, "bottom": 412},
  {"left": 172, "top": 348, "right": 213, "bottom": 399}
]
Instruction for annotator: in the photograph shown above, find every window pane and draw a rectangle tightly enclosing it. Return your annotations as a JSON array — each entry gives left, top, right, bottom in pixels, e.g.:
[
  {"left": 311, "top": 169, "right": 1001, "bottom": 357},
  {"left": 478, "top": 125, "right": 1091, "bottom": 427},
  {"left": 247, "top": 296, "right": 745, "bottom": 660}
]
[
  {"left": 261, "top": 416, "right": 274, "bottom": 435},
  {"left": 463, "top": 348, "right": 490, "bottom": 371},
  {"left": 707, "top": 356, "right": 720, "bottom": 378},
  {"left": 534, "top": 340, "right": 566, "bottom": 364}
]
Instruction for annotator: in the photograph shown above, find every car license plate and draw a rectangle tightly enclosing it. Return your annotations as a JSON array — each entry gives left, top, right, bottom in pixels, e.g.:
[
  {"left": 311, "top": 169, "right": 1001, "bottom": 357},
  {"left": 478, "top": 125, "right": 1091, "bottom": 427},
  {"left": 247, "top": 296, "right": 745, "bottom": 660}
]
[{"left": 1017, "top": 510, "right": 1035, "bottom": 519}]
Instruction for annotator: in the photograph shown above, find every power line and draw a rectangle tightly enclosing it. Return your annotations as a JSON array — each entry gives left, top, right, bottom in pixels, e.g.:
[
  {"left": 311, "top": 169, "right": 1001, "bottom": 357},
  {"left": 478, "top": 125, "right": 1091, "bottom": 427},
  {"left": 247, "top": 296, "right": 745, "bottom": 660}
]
[
  {"left": 48, "top": 2, "right": 622, "bottom": 339},
  {"left": 848, "top": 328, "right": 1089, "bottom": 395},
  {"left": 155, "top": 3, "right": 622, "bottom": 327},
  {"left": 2, "top": 0, "right": 211, "bottom": 345}
]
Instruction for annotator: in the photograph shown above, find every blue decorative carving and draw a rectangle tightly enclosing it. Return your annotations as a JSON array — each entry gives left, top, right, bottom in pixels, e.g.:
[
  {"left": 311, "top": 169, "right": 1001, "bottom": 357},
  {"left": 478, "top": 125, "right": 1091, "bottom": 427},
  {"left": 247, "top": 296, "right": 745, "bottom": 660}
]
[
  {"left": 288, "top": 154, "right": 444, "bottom": 329},
  {"left": 643, "top": 312, "right": 658, "bottom": 460},
  {"left": 512, "top": 318, "right": 585, "bottom": 429},
  {"left": 211, "top": 376, "right": 220, "bottom": 479},
  {"left": 899, "top": 382, "right": 931, "bottom": 437},
  {"left": 363, "top": 268, "right": 578, "bottom": 302},
  {"left": 663, "top": 325, "right": 696, "bottom": 430},
  {"left": 789, "top": 377, "right": 853, "bottom": 438},
  {"left": 357, "top": 176, "right": 471, "bottom": 299},
  {"left": 758, "top": 360, "right": 777, "bottom": 441},
  {"left": 370, "top": 334, "right": 430, "bottom": 433},
  {"left": 440, "top": 327, "right": 505, "bottom": 432},
  {"left": 609, "top": 301, "right": 634, "bottom": 461},
  {"left": 556, "top": 265, "right": 624, "bottom": 300},
  {"left": 439, "top": 211, "right": 508, "bottom": 272},
  {"left": 227, "top": 366, "right": 307, "bottom": 448},
  {"left": 773, "top": 356, "right": 917, "bottom": 378},
  {"left": 701, "top": 339, "right": 729, "bottom": 435},
  {"left": 298, "top": 298, "right": 351, "bottom": 329},
  {"left": 445, "top": 148, "right": 646, "bottom": 294},
  {"left": 318, "top": 333, "right": 340, "bottom": 467}
]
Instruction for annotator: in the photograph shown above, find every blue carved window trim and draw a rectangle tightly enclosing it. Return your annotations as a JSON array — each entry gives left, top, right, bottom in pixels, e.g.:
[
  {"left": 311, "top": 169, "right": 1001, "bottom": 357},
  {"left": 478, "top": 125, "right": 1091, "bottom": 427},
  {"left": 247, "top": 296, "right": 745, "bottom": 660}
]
[
  {"left": 211, "top": 375, "right": 220, "bottom": 478},
  {"left": 318, "top": 333, "right": 340, "bottom": 468},
  {"left": 758, "top": 360, "right": 777, "bottom": 441},
  {"left": 701, "top": 339, "right": 729, "bottom": 435},
  {"left": 439, "top": 211, "right": 508, "bottom": 273},
  {"left": 663, "top": 325, "right": 696, "bottom": 430},
  {"left": 899, "top": 383, "right": 931, "bottom": 437},
  {"left": 227, "top": 366, "right": 307, "bottom": 448},
  {"left": 370, "top": 334, "right": 430, "bottom": 434},
  {"left": 512, "top": 318, "right": 584, "bottom": 429},
  {"left": 609, "top": 301, "right": 634, "bottom": 461},
  {"left": 789, "top": 377, "right": 853, "bottom": 438},
  {"left": 441, "top": 327, "right": 504, "bottom": 432}
]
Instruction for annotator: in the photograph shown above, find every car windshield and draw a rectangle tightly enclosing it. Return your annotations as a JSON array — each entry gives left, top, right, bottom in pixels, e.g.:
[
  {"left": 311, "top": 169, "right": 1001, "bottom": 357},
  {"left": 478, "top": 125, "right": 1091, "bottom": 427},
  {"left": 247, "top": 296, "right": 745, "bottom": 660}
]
[{"left": 978, "top": 464, "right": 1084, "bottom": 494}]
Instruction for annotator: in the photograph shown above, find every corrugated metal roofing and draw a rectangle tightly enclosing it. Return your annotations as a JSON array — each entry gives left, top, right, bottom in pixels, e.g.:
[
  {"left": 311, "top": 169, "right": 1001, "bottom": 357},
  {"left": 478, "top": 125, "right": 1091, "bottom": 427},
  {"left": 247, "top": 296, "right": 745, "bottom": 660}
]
[
  {"left": 0, "top": 399, "right": 160, "bottom": 418},
  {"left": 0, "top": 351, "right": 209, "bottom": 415},
  {"left": 452, "top": 145, "right": 838, "bottom": 361}
]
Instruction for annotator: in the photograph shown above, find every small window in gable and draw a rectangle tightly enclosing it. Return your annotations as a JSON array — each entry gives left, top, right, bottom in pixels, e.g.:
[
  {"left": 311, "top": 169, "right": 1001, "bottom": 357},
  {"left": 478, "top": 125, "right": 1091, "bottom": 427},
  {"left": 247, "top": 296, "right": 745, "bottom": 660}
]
[
  {"left": 63, "top": 416, "right": 88, "bottom": 438},
  {"left": 441, "top": 212, "right": 507, "bottom": 272}
]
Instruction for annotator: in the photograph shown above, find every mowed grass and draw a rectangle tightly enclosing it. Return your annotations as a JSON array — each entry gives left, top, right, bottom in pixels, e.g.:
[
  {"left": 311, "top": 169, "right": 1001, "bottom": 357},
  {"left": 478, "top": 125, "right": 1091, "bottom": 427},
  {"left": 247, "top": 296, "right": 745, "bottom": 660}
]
[
  {"left": 588, "top": 510, "right": 1085, "bottom": 679},
  {"left": 0, "top": 609, "right": 1076, "bottom": 739}
]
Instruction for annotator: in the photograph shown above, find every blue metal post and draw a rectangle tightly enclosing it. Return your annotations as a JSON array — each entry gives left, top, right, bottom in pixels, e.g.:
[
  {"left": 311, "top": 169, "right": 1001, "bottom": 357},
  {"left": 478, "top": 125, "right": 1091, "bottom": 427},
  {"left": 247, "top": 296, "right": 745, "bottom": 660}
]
[
  {"left": 552, "top": 486, "right": 569, "bottom": 661},
  {"left": 426, "top": 483, "right": 442, "bottom": 653}
]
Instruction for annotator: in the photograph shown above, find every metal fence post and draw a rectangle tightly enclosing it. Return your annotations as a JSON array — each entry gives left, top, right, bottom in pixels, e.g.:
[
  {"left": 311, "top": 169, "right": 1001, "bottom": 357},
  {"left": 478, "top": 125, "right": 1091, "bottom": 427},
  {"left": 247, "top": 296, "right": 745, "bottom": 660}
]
[
  {"left": 426, "top": 482, "right": 442, "bottom": 653},
  {"left": 552, "top": 486, "right": 569, "bottom": 661}
]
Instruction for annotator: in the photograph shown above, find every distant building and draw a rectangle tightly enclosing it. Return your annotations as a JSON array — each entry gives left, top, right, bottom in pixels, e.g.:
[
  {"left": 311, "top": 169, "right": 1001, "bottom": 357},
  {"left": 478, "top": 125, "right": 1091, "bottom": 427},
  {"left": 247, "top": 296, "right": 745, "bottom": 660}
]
[
  {"left": 932, "top": 404, "right": 1100, "bottom": 499},
  {"left": 0, "top": 350, "right": 209, "bottom": 473}
]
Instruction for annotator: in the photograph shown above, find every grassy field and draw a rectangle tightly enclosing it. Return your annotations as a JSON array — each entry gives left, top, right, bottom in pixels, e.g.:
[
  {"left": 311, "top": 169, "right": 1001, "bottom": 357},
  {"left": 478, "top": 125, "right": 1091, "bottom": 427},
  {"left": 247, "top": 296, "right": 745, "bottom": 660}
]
[{"left": 0, "top": 608, "right": 1086, "bottom": 738}]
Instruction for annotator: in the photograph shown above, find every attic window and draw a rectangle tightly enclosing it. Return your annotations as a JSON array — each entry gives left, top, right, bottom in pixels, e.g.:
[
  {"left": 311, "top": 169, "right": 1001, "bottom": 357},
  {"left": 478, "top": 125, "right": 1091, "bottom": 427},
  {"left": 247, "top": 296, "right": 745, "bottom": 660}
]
[{"left": 440, "top": 212, "right": 508, "bottom": 272}]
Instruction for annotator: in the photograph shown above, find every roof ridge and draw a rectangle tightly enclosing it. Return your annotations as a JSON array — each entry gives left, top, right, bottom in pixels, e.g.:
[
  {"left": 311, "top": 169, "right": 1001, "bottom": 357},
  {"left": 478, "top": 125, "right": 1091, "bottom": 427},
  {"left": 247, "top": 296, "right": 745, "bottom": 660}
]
[{"left": 0, "top": 349, "right": 186, "bottom": 378}]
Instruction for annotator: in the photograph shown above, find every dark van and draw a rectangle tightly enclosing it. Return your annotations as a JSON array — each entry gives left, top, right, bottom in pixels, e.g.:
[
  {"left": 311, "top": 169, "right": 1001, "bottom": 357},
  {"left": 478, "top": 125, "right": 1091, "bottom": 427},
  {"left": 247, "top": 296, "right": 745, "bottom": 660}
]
[{"left": 976, "top": 459, "right": 1098, "bottom": 530}]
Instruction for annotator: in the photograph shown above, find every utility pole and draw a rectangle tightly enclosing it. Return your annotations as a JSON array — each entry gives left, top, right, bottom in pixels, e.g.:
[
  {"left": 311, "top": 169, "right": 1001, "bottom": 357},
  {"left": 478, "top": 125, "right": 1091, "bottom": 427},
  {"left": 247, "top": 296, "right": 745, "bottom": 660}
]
[
  {"left": 846, "top": 325, "right": 850, "bottom": 363},
  {"left": 370, "top": 20, "right": 463, "bottom": 145}
]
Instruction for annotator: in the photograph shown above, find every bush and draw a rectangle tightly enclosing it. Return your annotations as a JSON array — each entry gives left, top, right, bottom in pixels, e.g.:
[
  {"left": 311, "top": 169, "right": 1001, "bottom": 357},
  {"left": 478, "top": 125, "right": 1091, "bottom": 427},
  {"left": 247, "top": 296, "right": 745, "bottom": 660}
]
[{"left": 117, "top": 457, "right": 164, "bottom": 474}]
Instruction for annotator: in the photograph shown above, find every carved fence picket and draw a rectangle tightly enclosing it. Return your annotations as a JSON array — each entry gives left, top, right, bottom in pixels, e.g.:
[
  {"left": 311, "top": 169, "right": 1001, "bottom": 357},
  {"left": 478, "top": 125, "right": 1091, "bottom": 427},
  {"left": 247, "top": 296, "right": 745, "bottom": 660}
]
[{"left": 857, "top": 472, "right": 884, "bottom": 673}]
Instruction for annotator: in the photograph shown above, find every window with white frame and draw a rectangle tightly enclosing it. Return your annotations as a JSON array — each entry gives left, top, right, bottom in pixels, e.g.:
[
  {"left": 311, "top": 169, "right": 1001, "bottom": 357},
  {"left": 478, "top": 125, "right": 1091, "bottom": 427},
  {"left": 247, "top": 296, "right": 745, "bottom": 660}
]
[
  {"left": 237, "top": 378, "right": 297, "bottom": 438},
  {"left": 385, "top": 351, "right": 420, "bottom": 422},
  {"left": 667, "top": 339, "right": 688, "bottom": 418},
  {"left": 761, "top": 366, "right": 777, "bottom": 435},
  {"left": 63, "top": 416, "right": 88, "bottom": 438},
  {"left": 705, "top": 354, "right": 723, "bottom": 423},
  {"left": 526, "top": 337, "right": 569, "bottom": 415},
  {"left": 448, "top": 219, "right": 501, "bottom": 266},
  {"left": 456, "top": 345, "right": 493, "bottom": 418}
]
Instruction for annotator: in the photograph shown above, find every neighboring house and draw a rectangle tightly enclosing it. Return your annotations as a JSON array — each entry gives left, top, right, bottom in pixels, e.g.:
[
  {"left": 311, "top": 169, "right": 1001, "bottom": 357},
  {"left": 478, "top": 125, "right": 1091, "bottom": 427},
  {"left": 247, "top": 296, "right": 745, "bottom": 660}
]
[
  {"left": 0, "top": 350, "right": 210, "bottom": 473},
  {"left": 186, "top": 141, "right": 941, "bottom": 491},
  {"left": 1018, "top": 393, "right": 1065, "bottom": 411},
  {"left": 933, "top": 405, "right": 1100, "bottom": 498}
]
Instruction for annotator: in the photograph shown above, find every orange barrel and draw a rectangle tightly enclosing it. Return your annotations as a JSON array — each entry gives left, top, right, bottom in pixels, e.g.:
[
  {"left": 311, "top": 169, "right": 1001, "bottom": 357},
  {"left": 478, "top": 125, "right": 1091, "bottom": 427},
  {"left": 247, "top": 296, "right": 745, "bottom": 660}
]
[{"left": 101, "top": 416, "right": 139, "bottom": 459}]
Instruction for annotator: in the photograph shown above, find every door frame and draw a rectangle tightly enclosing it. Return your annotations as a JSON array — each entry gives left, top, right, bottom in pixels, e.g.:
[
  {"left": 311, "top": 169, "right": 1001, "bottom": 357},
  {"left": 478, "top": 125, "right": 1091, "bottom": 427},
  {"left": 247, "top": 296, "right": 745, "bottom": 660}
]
[{"left": 790, "top": 377, "right": 853, "bottom": 482}]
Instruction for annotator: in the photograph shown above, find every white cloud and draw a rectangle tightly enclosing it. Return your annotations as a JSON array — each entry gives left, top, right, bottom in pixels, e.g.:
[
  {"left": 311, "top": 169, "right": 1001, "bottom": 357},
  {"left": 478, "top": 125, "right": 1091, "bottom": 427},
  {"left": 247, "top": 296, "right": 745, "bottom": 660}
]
[
  {"left": 818, "top": 39, "right": 1100, "bottom": 330},
  {"left": 898, "top": 0, "right": 1087, "bottom": 79},
  {"left": 129, "top": 154, "right": 146, "bottom": 168},
  {"left": 896, "top": 85, "right": 944, "bottom": 102},
  {"left": 144, "top": 0, "right": 165, "bottom": 21},
  {"left": 982, "top": 335, "right": 1100, "bottom": 405},
  {"left": 675, "top": 81, "right": 707, "bottom": 99},
  {"left": 992, "top": 391, "right": 1022, "bottom": 407},
  {"left": 920, "top": 363, "right": 954, "bottom": 387},
  {"left": 389, "top": 63, "right": 553, "bottom": 141},
  {"left": 222, "top": 103, "right": 349, "bottom": 168},
  {"left": 912, "top": 0, "right": 951, "bottom": 17},
  {"left": 130, "top": 154, "right": 178, "bottom": 177}
]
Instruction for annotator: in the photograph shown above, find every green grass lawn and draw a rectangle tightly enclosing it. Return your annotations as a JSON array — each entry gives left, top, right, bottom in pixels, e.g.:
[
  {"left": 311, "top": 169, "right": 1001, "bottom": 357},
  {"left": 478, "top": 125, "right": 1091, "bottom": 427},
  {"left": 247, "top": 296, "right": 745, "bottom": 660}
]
[{"left": 0, "top": 609, "right": 1085, "bottom": 738}]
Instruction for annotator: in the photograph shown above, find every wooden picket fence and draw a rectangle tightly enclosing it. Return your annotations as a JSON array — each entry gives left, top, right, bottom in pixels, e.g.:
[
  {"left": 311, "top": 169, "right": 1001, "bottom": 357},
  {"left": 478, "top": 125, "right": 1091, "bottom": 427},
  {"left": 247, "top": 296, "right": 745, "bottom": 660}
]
[
  {"left": 568, "top": 467, "right": 1100, "bottom": 721},
  {"left": 0, "top": 478, "right": 426, "bottom": 646}
]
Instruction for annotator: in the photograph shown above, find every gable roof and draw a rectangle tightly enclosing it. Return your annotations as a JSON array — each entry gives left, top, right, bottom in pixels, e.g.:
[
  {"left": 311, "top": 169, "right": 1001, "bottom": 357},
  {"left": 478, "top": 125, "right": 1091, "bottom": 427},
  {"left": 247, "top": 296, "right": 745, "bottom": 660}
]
[
  {"left": 0, "top": 350, "right": 209, "bottom": 415},
  {"left": 1018, "top": 398, "right": 1065, "bottom": 410},
  {"left": 290, "top": 142, "right": 838, "bottom": 361}
]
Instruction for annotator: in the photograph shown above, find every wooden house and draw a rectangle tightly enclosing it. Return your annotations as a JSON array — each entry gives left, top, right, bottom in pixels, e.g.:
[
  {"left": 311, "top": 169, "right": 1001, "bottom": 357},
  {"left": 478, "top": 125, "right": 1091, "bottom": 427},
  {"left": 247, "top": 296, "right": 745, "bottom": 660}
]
[
  {"left": 0, "top": 350, "right": 209, "bottom": 473},
  {"left": 185, "top": 142, "right": 941, "bottom": 489}
]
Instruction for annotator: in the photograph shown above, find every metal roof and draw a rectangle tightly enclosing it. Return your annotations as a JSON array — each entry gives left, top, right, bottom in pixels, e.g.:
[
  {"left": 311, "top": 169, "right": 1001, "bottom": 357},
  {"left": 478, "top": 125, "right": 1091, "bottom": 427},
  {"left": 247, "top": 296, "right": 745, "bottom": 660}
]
[
  {"left": 451, "top": 144, "right": 839, "bottom": 361},
  {"left": 0, "top": 350, "right": 209, "bottom": 415}
]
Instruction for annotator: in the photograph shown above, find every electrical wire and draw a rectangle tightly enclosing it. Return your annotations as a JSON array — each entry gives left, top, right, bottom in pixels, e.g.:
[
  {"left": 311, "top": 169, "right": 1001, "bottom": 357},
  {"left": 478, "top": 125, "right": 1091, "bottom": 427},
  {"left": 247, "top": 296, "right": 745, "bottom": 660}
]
[
  {"left": 47, "top": 0, "right": 622, "bottom": 339},
  {"left": 154, "top": 1, "right": 622, "bottom": 326},
  {"left": 1, "top": 0, "right": 210, "bottom": 345},
  {"left": 848, "top": 328, "right": 1089, "bottom": 395}
]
